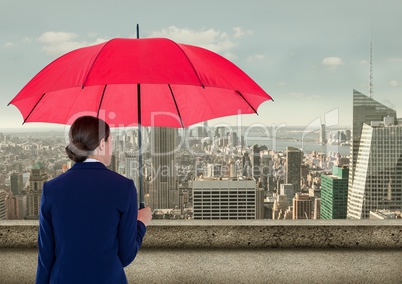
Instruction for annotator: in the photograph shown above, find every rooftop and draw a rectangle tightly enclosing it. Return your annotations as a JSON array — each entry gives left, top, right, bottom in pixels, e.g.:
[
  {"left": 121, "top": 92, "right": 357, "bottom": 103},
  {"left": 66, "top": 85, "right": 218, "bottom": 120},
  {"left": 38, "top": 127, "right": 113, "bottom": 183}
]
[{"left": 1, "top": 220, "right": 401, "bottom": 283}]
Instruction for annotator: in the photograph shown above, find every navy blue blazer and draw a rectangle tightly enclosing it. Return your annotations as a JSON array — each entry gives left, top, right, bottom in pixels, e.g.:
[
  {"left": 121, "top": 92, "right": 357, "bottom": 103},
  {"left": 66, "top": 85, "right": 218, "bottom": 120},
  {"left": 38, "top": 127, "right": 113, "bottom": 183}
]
[{"left": 36, "top": 162, "right": 146, "bottom": 284}]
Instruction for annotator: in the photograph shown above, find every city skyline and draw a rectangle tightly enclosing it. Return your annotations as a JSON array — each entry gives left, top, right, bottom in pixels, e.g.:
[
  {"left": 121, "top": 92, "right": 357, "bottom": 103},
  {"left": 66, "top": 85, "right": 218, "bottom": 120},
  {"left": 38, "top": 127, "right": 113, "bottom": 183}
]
[
  {"left": 2, "top": 1, "right": 402, "bottom": 130},
  {"left": 1, "top": 113, "right": 401, "bottom": 220}
]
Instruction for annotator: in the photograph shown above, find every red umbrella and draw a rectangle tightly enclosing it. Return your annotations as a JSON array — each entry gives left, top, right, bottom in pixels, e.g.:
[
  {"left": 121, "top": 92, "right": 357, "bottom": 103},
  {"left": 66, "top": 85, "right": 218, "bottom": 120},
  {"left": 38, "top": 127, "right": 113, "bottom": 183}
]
[
  {"left": 9, "top": 30, "right": 272, "bottom": 206},
  {"left": 9, "top": 41, "right": 271, "bottom": 127}
]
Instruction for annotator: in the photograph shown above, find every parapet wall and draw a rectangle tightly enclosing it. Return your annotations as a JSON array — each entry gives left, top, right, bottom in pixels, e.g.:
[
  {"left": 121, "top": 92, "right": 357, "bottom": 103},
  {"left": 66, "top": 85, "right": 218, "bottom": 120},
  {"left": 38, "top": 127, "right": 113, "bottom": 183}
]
[{"left": 1, "top": 219, "right": 401, "bottom": 249}]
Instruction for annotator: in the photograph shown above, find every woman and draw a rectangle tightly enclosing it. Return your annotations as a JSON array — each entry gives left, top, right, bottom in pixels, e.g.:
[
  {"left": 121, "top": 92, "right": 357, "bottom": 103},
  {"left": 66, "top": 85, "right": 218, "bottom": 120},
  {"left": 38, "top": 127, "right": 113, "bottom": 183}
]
[{"left": 36, "top": 116, "right": 152, "bottom": 284}]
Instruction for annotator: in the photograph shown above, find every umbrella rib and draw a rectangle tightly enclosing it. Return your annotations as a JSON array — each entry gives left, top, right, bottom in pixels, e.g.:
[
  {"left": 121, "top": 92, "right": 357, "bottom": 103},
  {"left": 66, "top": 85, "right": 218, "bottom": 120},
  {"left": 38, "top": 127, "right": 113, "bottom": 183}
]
[
  {"left": 23, "top": 93, "right": 46, "bottom": 124},
  {"left": 170, "top": 41, "right": 205, "bottom": 88},
  {"left": 97, "top": 85, "right": 108, "bottom": 117},
  {"left": 168, "top": 84, "right": 185, "bottom": 128},
  {"left": 236, "top": 90, "right": 258, "bottom": 115},
  {"left": 81, "top": 42, "right": 112, "bottom": 88}
]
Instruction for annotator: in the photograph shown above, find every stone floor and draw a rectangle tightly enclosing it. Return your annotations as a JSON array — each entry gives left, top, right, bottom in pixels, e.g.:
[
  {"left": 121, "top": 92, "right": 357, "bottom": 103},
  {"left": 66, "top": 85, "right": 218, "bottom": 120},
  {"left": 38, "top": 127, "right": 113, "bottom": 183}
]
[{"left": 1, "top": 248, "right": 401, "bottom": 284}]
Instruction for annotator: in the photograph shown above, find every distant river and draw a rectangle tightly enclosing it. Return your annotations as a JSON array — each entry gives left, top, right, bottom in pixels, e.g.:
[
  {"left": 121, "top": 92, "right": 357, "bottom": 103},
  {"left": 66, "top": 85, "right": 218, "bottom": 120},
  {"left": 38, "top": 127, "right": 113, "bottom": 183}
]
[{"left": 246, "top": 138, "right": 350, "bottom": 156}]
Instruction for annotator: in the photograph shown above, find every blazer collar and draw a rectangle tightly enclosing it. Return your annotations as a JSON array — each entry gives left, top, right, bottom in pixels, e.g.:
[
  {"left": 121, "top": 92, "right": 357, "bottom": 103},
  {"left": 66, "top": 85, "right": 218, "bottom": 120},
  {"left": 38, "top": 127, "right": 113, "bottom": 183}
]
[{"left": 70, "top": 161, "right": 108, "bottom": 171}]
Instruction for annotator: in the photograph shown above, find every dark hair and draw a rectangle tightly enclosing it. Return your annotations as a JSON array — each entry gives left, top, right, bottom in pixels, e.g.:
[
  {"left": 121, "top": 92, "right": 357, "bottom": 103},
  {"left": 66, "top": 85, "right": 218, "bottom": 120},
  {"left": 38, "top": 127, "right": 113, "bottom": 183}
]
[{"left": 65, "top": 116, "right": 110, "bottom": 162}]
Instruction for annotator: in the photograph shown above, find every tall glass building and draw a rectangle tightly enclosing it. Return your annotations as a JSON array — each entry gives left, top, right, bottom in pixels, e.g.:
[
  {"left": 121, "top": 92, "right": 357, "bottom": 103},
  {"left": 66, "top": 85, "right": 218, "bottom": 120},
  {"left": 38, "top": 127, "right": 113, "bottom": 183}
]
[
  {"left": 149, "top": 127, "right": 179, "bottom": 209},
  {"left": 347, "top": 120, "right": 402, "bottom": 219},
  {"left": 348, "top": 90, "right": 400, "bottom": 219},
  {"left": 350, "top": 90, "right": 396, "bottom": 186},
  {"left": 285, "top": 146, "right": 302, "bottom": 193},
  {"left": 321, "top": 166, "right": 349, "bottom": 219}
]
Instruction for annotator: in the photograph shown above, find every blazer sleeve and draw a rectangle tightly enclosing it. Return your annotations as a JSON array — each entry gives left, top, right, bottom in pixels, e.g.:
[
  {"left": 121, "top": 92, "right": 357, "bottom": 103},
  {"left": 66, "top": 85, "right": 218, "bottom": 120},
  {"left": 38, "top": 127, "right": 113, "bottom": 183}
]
[
  {"left": 36, "top": 183, "right": 56, "bottom": 284},
  {"left": 118, "top": 179, "right": 147, "bottom": 267}
]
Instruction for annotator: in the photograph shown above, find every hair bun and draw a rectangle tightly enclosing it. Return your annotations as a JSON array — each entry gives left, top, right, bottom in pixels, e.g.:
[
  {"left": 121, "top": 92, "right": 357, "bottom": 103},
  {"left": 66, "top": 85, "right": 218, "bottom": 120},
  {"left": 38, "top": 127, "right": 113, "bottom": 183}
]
[
  {"left": 65, "top": 142, "right": 88, "bottom": 163},
  {"left": 73, "top": 141, "right": 89, "bottom": 151}
]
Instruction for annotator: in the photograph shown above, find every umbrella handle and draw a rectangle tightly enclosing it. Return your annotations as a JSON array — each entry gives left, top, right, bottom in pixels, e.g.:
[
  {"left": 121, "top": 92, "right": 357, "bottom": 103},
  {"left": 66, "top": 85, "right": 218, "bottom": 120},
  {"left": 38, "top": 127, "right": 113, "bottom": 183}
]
[{"left": 139, "top": 202, "right": 145, "bottom": 209}]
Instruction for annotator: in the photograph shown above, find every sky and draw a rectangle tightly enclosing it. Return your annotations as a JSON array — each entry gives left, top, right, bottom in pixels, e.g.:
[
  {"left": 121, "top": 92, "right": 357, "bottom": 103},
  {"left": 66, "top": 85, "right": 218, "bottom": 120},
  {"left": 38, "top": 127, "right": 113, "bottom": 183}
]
[{"left": 1, "top": 0, "right": 402, "bottom": 132}]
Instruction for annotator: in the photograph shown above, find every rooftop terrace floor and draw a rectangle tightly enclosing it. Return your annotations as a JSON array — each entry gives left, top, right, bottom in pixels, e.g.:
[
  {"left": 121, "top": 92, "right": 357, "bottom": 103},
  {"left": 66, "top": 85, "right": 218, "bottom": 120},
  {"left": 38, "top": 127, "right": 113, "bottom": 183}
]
[
  {"left": 1, "top": 220, "right": 401, "bottom": 283},
  {"left": 1, "top": 247, "right": 401, "bottom": 284}
]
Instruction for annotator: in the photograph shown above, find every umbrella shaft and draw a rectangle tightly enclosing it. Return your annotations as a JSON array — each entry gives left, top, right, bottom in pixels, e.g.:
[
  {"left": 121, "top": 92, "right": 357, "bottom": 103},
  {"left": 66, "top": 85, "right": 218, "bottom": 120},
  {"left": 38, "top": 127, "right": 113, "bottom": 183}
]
[{"left": 137, "top": 83, "right": 144, "bottom": 208}]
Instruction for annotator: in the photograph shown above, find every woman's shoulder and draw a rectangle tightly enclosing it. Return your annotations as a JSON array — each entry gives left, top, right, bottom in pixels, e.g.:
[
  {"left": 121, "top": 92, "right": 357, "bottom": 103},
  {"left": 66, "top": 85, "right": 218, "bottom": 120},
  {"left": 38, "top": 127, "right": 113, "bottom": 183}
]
[
  {"left": 46, "top": 163, "right": 133, "bottom": 187},
  {"left": 104, "top": 168, "right": 133, "bottom": 183}
]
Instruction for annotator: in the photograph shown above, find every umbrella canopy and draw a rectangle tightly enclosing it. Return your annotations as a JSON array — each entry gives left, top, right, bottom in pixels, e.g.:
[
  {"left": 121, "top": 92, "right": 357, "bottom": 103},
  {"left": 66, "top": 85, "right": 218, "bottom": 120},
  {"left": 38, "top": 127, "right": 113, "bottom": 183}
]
[
  {"left": 9, "top": 37, "right": 272, "bottom": 128},
  {"left": 9, "top": 36, "right": 272, "bottom": 208}
]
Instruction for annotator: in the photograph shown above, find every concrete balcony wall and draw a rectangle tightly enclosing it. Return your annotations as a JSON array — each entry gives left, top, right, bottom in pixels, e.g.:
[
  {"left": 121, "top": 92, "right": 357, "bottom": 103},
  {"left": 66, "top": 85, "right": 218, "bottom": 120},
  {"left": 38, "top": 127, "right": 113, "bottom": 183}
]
[{"left": 1, "top": 220, "right": 401, "bottom": 283}]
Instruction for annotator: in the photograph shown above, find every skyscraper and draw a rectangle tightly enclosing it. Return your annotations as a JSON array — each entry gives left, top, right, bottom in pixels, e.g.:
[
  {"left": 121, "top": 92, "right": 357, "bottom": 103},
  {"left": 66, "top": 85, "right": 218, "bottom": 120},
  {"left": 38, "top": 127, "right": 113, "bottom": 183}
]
[
  {"left": 251, "top": 144, "right": 261, "bottom": 180},
  {"left": 125, "top": 151, "right": 140, "bottom": 193},
  {"left": 350, "top": 90, "right": 396, "bottom": 185},
  {"left": 347, "top": 118, "right": 402, "bottom": 219},
  {"left": 286, "top": 146, "right": 302, "bottom": 193},
  {"left": 242, "top": 152, "right": 252, "bottom": 177},
  {"left": 348, "top": 90, "right": 400, "bottom": 219},
  {"left": 149, "top": 127, "right": 179, "bottom": 209},
  {"left": 321, "top": 166, "right": 349, "bottom": 219},
  {"left": 10, "top": 172, "right": 23, "bottom": 196},
  {"left": 27, "top": 162, "right": 48, "bottom": 219},
  {"left": 320, "top": 124, "right": 326, "bottom": 144},
  {"left": 0, "top": 190, "right": 7, "bottom": 220}
]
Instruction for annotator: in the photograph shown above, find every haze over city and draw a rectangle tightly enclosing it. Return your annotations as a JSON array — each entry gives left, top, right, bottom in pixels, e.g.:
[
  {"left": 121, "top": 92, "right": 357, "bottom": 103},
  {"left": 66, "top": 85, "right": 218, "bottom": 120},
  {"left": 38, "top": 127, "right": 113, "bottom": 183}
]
[{"left": 1, "top": 0, "right": 402, "bottom": 130}]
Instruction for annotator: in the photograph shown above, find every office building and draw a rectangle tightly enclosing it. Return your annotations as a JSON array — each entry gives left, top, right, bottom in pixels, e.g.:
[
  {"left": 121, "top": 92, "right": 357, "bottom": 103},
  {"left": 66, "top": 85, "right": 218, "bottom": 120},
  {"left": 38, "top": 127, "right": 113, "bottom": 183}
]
[
  {"left": 314, "top": 198, "right": 321, "bottom": 219},
  {"left": 6, "top": 192, "right": 17, "bottom": 219},
  {"left": 193, "top": 179, "right": 263, "bottom": 219},
  {"left": 6, "top": 192, "right": 27, "bottom": 220},
  {"left": 228, "top": 131, "right": 239, "bottom": 147},
  {"left": 206, "top": 163, "right": 222, "bottom": 178},
  {"left": 292, "top": 192, "right": 314, "bottom": 219},
  {"left": 286, "top": 147, "right": 302, "bottom": 193},
  {"left": 260, "top": 154, "right": 272, "bottom": 191},
  {"left": 369, "top": 209, "right": 401, "bottom": 219},
  {"left": 10, "top": 173, "right": 24, "bottom": 196},
  {"left": 321, "top": 166, "right": 349, "bottom": 219},
  {"left": 0, "top": 190, "right": 7, "bottom": 220},
  {"left": 280, "top": 184, "right": 294, "bottom": 205},
  {"left": 125, "top": 151, "right": 140, "bottom": 192},
  {"left": 251, "top": 144, "right": 261, "bottom": 180},
  {"left": 350, "top": 90, "right": 396, "bottom": 189},
  {"left": 320, "top": 124, "right": 326, "bottom": 144},
  {"left": 272, "top": 194, "right": 290, "bottom": 219},
  {"left": 347, "top": 118, "right": 402, "bottom": 219},
  {"left": 242, "top": 152, "right": 252, "bottom": 177},
  {"left": 27, "top": 162, "right": 48, "bottom": 219},
  {"left": 149, "top": 127, "right": 179, "bottom": 209}
]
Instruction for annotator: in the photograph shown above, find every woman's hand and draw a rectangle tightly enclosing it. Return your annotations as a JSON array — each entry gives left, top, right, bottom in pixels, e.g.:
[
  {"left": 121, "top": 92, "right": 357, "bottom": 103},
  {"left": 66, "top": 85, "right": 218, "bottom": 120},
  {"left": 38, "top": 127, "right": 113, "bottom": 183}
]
[{"left": 137, "top": 207, "right": 152, "bottom": 227}]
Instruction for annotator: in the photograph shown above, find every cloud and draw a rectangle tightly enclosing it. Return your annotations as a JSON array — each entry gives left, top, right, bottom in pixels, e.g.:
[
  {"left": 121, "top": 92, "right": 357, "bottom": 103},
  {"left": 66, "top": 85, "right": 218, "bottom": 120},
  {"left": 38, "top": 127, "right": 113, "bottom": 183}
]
[
  {"left": 148, "top": 25, "right": 237, "bottom": 54},
  {"left": 36, "top": 26, "right": 249, "bottom": 59},
  {"left": 390, "top": 80, "right": 399, "bottom": 87},
  {"left": 233, "top": 27, "right": 253, "bottom": 38},
  {"left": 286, "top": 92, "right": 321, "bottom": 100},
  {"left": 389, "top": 57, "right": 402, "bottom": 62},
  {"left": 247, "top": 54, "right": 266, "bottom": 62},
  {"left": 233, "top": 27, "right": 245, "bottom": 38},
  {"left": 322, "top": 57, "right": 344, "bottom": 69},
  {"left": 277, "top": 82, "right": 286, "bottom": 87},
  {"left": 4, "top": 42, "right": 13, "bottom": 48},
  {"left": 38, "top": 31, "right": 108, "bottom": 57},
  {"left": 22, "top": 37, "right": 33, "bottom": 43},
  {"left": 39, "top": 31, "right": 78, "bottom": 43}
]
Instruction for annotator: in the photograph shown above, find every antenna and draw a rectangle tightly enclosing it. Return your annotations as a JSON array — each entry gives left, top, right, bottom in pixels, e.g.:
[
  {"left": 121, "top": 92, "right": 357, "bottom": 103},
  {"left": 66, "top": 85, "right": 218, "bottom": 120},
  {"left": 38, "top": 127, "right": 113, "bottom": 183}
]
[
  {"left": 369, "top": 1, "right": 374, "bottom": 98},
  {"left": 369, "top": 28, "right": 373, "bottom": 98}
]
